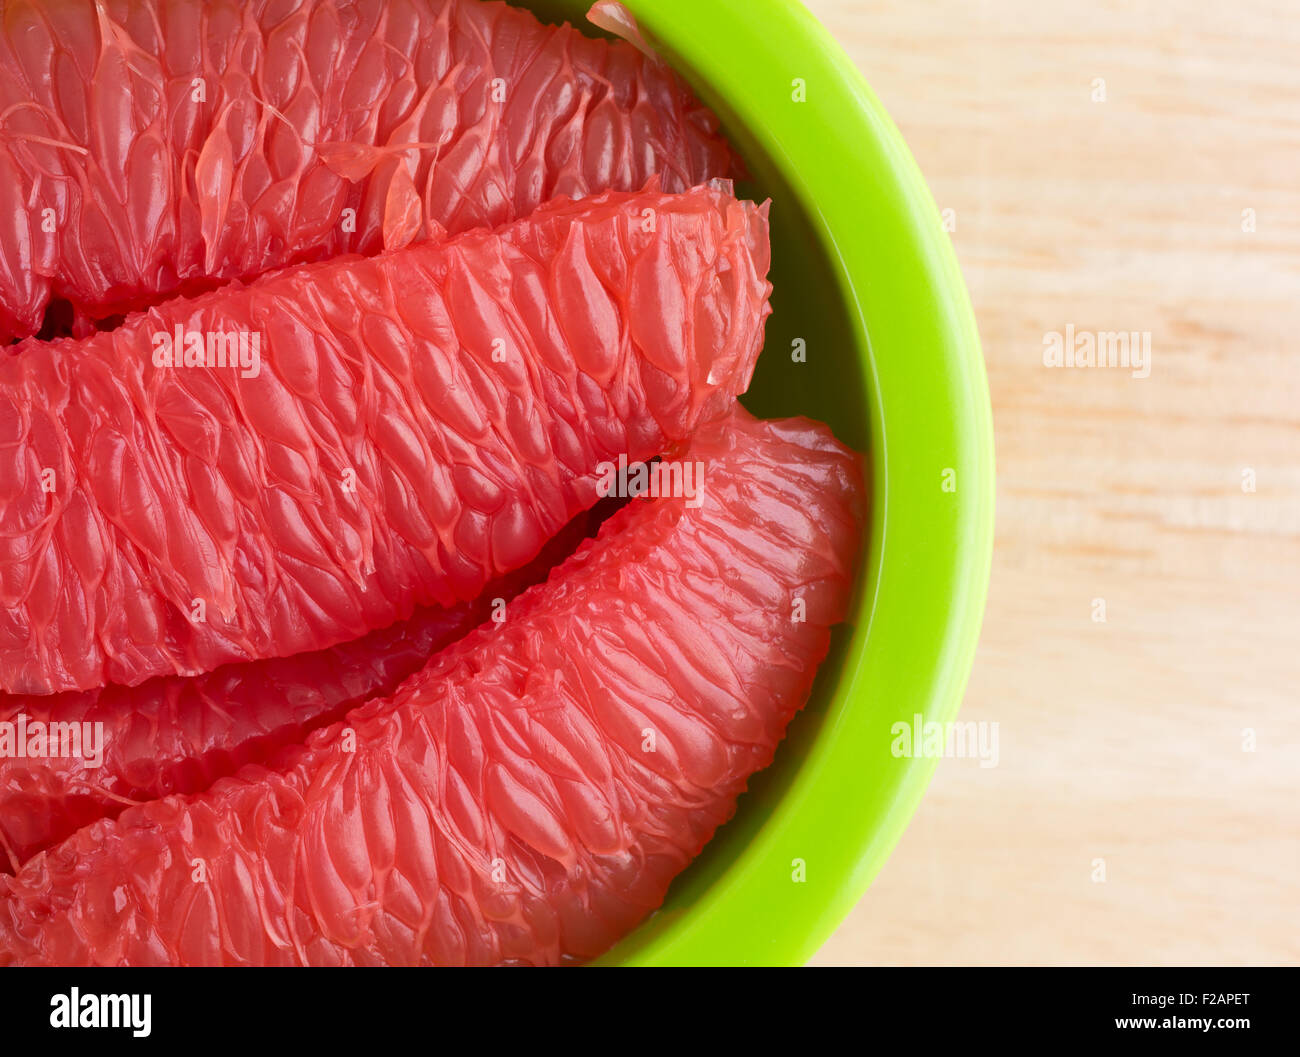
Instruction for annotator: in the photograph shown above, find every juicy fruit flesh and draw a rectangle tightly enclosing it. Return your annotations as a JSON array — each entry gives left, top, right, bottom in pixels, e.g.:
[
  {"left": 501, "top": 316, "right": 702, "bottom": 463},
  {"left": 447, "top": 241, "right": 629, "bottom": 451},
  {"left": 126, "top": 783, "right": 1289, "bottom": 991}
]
[
  {"left": 0, "top": 408, "right": 866, "bottom": 966},
  {"left": 0, "top": 0, "right": 866, "bottom": 967},
  {"left": 0, "top": 0, "right": 736, "bottom": 341},
  {"left": 0, "top": 181, "right": 771, "bottom": 695},
  {"left": 0, "top": 501, "right": 610, "bottom": 869}
]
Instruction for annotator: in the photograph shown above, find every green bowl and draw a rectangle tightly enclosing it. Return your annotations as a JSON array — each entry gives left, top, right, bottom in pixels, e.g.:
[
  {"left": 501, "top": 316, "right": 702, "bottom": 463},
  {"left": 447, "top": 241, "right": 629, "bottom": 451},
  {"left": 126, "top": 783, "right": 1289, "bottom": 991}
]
[{"left": 535, "top": 0, "right": 994, "bottom": 964}]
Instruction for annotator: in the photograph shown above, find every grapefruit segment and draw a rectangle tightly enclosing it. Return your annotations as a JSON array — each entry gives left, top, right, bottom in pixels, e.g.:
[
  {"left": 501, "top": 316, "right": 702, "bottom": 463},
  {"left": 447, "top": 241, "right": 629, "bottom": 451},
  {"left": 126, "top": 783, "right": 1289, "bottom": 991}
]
[
  {"left": 0, "top": 181, "right": 771, "bottom": 694},
  {"left": 0, "top": 406, "right": 866, "bottom": 966},
  {"left": 0, "top": 0, "right": 737, "bottom": 341}
]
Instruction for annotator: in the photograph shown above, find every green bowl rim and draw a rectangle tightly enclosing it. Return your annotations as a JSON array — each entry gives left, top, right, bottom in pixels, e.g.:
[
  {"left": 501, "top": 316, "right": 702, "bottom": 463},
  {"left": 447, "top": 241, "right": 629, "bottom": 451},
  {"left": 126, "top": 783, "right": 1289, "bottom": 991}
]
[{"left": 581, "top": 0, "right": 996, "bottom": 965}]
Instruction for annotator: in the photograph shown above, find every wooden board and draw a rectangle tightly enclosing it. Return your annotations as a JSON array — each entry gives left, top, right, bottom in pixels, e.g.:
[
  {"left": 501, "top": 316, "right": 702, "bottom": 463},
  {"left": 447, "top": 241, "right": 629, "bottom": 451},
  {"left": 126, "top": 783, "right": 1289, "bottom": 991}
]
[{"left": 803, "top": 0, "right": 1300, "bottom": 966}]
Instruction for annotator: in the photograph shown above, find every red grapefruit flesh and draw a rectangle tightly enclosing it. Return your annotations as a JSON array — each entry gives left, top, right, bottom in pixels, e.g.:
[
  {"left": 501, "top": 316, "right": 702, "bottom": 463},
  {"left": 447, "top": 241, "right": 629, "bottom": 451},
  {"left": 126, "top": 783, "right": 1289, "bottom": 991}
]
[
  {"left": 0, "top": 406, "right": 865, "bottom": 966},
  {"left": 0, "top": 0, "right": 736, "bottom": 341},
  {"left": 0, "top": 181, "right": 771, "bottom": 694},
  {"left": 0, "top": 503, "right": 610, "bottom": 869}
]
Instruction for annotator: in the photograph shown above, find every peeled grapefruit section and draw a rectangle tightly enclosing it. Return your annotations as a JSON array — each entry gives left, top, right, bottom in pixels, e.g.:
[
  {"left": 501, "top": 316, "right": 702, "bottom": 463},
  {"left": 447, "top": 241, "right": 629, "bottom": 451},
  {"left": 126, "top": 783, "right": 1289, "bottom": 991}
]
[
  {"left": 0, "top": 503, "right": 611, "bottom": 869},
  {"left": 0, "top": 181, "right": 771, "bottom": 694},
  {"left": 0, "top": 0, "right": 736, "bottom": 341},
  {"left": 0, "top": 407, "right": 865, "bottom": 966}
]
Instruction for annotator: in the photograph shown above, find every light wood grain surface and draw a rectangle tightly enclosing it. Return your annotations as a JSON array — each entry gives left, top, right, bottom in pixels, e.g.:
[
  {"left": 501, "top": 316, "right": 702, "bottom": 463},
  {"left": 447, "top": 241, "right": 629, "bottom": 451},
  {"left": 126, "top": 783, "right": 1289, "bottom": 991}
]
[{"left": 803, "top": 0, "right": 1300, "bottom": 966}]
